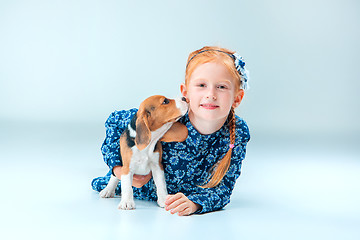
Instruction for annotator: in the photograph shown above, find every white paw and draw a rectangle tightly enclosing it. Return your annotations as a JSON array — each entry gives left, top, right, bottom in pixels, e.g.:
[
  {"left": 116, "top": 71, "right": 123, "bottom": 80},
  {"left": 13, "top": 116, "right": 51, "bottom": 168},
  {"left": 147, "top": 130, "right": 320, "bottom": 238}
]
[
  {"left": 118, "top": 199, "right": 136, "bottom": 210},
  {"left": 157, "top": 196, "right": 167, "bottom": 208},
  {"left": 99, "top": 188, "right": 115, "bottom": 198}
]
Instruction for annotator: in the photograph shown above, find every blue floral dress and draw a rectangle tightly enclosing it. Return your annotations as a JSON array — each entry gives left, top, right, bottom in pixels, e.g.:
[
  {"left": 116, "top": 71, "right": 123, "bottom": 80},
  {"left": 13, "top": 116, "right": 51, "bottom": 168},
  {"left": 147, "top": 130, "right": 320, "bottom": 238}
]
[{"left": 91, "top": 109, "right": 250, "bottom": 214}]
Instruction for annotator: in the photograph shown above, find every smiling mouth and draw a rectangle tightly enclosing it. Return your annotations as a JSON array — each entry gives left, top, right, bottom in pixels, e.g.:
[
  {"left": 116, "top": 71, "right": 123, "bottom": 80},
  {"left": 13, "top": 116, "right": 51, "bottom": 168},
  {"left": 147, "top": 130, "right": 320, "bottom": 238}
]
[{"left": 200, "top": 103, "right": 219, "bottom": 110}]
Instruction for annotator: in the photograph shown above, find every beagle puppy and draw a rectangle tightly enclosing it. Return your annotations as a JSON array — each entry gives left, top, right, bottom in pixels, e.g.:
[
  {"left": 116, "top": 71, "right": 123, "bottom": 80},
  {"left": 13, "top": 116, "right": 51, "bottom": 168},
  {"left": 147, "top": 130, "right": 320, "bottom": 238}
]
[{"left": 99, "top": 95, "right": 189, "bottom": 210}]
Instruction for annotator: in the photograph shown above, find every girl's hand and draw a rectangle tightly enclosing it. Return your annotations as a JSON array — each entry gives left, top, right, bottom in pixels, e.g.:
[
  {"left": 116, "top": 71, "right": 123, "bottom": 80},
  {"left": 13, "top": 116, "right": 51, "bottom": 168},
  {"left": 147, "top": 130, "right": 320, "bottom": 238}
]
[
  {"left": 113, "top": 166, "right": 152, "bottom": 188},
  {"left": 165, "top": 193, "right": 201, "bottom": 216},
  {"left": 132, "top": 173, "right": 152, "bottom": 188}
]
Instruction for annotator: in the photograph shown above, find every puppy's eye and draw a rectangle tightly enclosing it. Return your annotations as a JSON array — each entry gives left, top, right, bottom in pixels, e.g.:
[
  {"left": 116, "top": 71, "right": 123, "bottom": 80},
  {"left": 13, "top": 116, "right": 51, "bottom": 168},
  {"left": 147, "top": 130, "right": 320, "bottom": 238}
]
[{"left": 162, "top": 98, "right": 170, "bottom": 105}]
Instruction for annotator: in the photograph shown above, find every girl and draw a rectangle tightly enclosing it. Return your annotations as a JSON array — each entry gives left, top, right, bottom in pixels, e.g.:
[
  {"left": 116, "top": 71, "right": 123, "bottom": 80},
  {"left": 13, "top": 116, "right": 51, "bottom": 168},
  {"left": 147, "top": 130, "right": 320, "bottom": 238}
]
[{"left": 91, "top": 46, "right": 250, "bottom": 216}]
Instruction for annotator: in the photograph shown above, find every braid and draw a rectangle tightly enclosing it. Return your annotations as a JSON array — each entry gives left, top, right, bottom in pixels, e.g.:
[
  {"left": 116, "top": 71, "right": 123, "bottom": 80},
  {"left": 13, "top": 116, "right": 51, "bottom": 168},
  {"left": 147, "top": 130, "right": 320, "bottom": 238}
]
[
  {"left": 228, "top": 107, "right": 236, "bottom": 146},
  {"left": 201, "top": 108, "right": 236, "bottom": 188}
]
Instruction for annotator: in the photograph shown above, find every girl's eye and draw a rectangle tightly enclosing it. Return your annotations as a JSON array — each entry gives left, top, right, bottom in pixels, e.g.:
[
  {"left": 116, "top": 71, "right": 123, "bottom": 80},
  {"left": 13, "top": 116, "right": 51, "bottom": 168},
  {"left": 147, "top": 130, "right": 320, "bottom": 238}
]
[
  {"left": 197, "top": 84, "right": 206, "bottom": 87},
  {"left": 217, "top": 85, "right": 227, "bottom": 89}
]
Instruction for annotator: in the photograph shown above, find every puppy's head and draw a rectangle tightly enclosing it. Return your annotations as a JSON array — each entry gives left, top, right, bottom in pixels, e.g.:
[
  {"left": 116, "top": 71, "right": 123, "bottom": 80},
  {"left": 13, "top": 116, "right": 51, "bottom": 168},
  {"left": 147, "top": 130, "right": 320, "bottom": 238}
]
[{"left": 135, "top": 95, "right": 188, "bottom": 150}]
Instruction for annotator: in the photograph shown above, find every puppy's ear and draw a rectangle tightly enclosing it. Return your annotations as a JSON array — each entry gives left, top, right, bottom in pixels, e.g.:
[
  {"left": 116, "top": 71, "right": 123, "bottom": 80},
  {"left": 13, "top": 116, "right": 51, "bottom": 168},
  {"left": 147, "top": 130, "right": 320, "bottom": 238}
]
[
  {"left": 161, "top": 122, "right": 188, "bottom": 142},
  {"left": 135, "top": 111, "right": 151, "bottom": 150}
]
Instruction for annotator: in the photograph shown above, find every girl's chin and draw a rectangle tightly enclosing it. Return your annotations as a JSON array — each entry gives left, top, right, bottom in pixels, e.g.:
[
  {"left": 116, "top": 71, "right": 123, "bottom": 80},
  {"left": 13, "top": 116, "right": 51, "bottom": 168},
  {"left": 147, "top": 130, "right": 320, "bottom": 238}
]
[{"left": 192, "top": 110, "right": 228, "bottom": 121}]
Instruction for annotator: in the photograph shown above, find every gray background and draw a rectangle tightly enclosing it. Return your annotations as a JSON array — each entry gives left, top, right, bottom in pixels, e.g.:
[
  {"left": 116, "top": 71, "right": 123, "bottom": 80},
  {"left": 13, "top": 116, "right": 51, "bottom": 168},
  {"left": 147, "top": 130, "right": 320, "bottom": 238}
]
[{"left": 0, "top": 1, "right": 359, "bottom": 239}]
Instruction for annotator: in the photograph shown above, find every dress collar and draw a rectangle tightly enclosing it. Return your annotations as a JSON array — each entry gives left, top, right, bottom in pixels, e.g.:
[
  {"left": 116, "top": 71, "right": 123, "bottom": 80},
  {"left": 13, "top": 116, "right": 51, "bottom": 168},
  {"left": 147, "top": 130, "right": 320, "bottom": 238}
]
[{"left": 179, "top": 114, "right": 230, "bottom": 148}]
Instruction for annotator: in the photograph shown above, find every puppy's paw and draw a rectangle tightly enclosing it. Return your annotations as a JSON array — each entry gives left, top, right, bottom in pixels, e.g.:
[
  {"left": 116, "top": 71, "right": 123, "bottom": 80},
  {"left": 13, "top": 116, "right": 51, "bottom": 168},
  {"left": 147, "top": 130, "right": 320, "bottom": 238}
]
[
  {"left": 118, "top": 199, "right": 136, "bottom": 210},
  {"left": 99, "top": 188, "right": 115, "bottom": 198}
]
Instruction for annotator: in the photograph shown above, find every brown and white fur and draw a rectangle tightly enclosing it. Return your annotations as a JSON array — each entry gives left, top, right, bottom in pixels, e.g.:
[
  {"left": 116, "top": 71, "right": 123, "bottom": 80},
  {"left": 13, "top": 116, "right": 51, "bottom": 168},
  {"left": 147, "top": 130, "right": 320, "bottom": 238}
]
[{"left": 99, "top": 95, "right": 189, "bottom": 210}]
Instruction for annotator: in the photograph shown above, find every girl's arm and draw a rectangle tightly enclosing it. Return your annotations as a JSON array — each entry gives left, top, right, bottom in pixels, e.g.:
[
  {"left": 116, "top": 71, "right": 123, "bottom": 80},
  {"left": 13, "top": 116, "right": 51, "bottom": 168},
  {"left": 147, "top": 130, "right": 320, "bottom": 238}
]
[
  {"left": 101, "top": 108, "right": 153, "bottom": 188},
  {"left": 166, "top": 141, "right": 247, "bottom": 215},
  {"left": 185, "top": 118, "right": 250, "bottom": 214},
  {"left": 101, "top": 108, "right": 138, "bottom": 173},
  {"left": 188, "top": 142, "right": 247, "bottom": 214}
]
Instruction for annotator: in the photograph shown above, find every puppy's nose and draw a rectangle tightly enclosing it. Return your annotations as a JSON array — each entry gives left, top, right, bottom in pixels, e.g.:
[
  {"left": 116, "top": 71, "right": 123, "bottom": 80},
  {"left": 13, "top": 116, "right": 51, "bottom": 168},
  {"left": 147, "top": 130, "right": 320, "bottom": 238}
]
[{"left": 181, "top": 97, "right": 189, "bottom": 103}]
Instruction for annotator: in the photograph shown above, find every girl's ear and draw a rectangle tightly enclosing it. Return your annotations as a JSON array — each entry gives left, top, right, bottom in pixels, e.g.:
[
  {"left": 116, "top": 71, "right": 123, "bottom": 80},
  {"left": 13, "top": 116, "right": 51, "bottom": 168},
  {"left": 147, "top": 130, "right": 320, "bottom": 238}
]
[
  {"left": 180, "top": 83, "right": 187, "bottom": 97},
  {"left": 232, "top": 89, "right": 244, "bottom": 108}
]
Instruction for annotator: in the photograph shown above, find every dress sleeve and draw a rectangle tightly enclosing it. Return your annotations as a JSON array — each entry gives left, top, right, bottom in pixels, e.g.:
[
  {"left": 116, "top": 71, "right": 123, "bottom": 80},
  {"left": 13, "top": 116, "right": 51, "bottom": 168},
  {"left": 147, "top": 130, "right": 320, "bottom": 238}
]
[
  {"left": 100, "top": 108, "right": 138, "bottom": 172},
  {"left": 187, "top": 119, "right": 250, "bottom": 214}
]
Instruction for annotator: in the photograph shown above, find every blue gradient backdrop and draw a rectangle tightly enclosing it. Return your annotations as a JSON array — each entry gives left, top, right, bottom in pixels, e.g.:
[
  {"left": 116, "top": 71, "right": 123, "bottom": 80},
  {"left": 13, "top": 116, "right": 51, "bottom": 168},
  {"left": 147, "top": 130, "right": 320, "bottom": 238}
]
[{"left": 0, "top": 1, "right": 359, "bottom": 239}]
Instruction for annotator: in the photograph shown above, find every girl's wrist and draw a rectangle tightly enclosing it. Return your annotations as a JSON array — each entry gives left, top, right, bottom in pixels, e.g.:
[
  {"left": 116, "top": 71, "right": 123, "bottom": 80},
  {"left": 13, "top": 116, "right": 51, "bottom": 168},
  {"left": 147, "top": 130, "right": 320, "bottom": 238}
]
[{"left": 193, "top": 203, "right": 201, "bottom": 214}]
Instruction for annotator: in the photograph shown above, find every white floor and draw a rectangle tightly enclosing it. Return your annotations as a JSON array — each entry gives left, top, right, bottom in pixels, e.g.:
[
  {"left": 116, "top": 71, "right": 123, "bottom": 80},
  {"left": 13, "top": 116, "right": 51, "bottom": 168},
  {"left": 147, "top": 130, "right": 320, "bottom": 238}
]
[{"left": 0, "top": 121, "right": 359, "bottom": 240}]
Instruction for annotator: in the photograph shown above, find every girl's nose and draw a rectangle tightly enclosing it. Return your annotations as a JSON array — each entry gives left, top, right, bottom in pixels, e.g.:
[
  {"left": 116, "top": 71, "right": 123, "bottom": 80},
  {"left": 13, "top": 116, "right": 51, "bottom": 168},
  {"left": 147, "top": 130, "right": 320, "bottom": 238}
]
[
  {"left": 206, "top": 95, "right": 217, "bottom": 100},
  {"left": 205, "top": 87, "right": 217, "bottom": 100}
]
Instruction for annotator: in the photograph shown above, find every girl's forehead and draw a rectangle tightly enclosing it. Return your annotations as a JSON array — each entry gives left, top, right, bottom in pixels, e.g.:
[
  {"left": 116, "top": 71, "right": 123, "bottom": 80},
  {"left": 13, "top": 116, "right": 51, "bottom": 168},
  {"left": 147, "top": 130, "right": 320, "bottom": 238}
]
[
  {"left": 189, "top": 62, "right": 236, "bottom": 83},
  {"left": 191, "top": 77, "right": 232, "bottom": 85}
]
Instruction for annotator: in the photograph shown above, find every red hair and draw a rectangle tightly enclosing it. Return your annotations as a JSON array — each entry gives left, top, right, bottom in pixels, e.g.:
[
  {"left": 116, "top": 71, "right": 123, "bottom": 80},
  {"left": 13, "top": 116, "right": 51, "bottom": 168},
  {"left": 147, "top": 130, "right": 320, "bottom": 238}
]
[
  {"left": 185, "top": 46, "right": 242, "bottom": 89},
  {"left": 185, "top": 46, "right": 241, "bottom": 188}
]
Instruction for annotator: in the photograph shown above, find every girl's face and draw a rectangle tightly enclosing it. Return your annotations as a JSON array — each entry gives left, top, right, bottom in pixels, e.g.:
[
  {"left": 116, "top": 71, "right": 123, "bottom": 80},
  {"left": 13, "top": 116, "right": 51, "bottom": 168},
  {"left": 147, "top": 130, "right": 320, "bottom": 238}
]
[{"left": 181, "top": 62, "right": 244, "bottom": 133}]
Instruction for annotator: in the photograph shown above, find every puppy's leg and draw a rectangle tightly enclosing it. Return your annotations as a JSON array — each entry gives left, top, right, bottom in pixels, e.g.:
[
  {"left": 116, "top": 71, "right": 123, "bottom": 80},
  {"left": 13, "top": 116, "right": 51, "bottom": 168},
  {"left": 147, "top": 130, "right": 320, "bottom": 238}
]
[
  {"left": 118, "top": 173, "right": 135, "bottom": 210},
  {"left": 99, "top": 175, "right": 119, "bottom": 198},
  {"left": 151, "top": 164, "right": 168, "bottom": 208}
]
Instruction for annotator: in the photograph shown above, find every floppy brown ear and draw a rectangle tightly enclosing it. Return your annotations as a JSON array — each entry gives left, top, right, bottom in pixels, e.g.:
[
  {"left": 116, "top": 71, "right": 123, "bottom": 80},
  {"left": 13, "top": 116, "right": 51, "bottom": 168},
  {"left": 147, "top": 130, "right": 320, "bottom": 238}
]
[
  {"left": 161, "top": 122, "right": 188, "bottom": 142},
  {"left": 135, "top": 113, "right": 151, "bottom": 150}
]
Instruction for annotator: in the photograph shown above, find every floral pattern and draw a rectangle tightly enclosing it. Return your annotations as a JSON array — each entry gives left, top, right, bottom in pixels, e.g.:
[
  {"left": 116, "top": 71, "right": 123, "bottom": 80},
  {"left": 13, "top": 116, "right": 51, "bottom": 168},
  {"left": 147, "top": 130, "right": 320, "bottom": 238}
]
[{"left": 91, "top": 109, "right": 250, "bottom": 214}]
